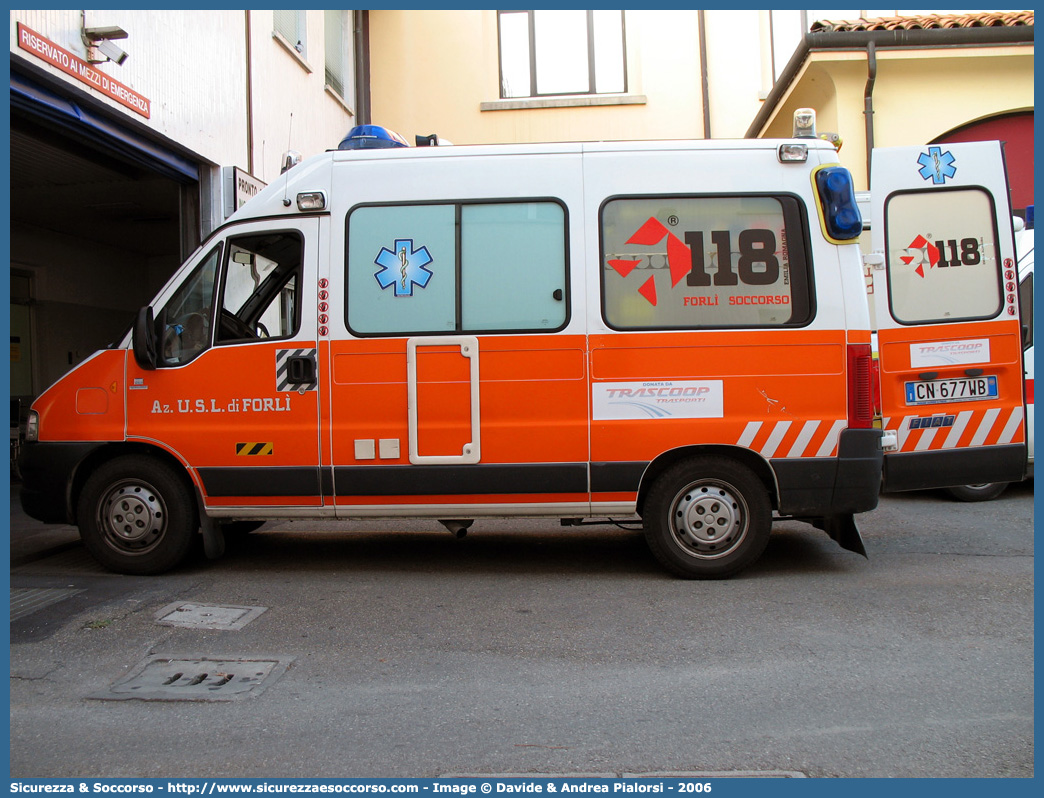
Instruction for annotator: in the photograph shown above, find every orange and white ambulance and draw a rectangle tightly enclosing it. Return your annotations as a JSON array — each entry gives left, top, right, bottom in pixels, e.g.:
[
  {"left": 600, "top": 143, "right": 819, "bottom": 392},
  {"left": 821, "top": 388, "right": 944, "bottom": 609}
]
[{"left": 18, "top": 120, "right": 1027, "bottom": 578}]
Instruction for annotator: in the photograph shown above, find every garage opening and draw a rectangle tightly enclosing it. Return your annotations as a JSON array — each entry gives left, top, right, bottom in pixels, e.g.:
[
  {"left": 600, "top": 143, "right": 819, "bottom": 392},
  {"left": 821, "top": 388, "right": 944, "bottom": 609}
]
[{"left": 9, "top": 80, "right": 201, "bottom": 430}]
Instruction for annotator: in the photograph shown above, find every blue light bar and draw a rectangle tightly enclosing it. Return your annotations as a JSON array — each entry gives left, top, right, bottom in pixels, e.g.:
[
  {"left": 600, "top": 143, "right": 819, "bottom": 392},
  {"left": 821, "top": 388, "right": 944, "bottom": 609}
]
[
  {"left": 815, "top": 166, "right": 862, "bottom": 241},
  {"left": 337, "top": 125, "right": 409, "bottom": 150}
]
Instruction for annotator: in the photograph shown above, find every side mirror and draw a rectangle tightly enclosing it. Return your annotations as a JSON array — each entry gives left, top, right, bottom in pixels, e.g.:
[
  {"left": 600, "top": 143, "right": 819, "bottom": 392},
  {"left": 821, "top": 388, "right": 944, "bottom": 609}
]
[{"left": 133, "top": 306, "right": 158, "bottom": 370}]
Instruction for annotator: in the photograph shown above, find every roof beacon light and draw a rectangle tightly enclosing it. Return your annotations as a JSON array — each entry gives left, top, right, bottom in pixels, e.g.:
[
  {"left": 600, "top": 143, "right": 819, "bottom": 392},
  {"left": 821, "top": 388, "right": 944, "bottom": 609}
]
[
  {"left": 793, "top": 107, "right": 817, "bottom": 139},
  {"left": 337, "top": 125, "right": 409, "bottom": 150},
  {"left": 815, "top": 166, "right": 862, "bottom": 241}
]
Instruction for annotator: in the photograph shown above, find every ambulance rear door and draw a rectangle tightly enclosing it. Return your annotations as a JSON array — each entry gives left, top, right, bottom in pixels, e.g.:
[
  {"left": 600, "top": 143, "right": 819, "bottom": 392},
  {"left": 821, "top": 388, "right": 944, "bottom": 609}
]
[{"left": 870, "top": 141, "right": 1027, "bottom": 491}]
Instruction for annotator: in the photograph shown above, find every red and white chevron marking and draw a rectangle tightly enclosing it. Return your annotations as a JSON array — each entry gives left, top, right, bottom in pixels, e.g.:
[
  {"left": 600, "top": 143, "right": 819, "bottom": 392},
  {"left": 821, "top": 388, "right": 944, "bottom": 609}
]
[
  {"left": 884, "top": 406, "right": 1025, "bottom": 452},
  {"left": 737, "top": 419, "right": 847, "bottom": 459}
]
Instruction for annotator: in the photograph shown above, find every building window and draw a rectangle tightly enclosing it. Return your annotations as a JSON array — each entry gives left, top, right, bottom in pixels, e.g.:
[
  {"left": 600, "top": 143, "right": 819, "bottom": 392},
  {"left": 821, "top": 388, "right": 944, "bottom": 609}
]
[
  {"left": 601, "top": 195, "right": 813, "bottom": 330},
  {"left": 498, "top": 10, "right": 626, "bottom": 99},
  {"left": 324, "top": 9, "right": 354, "bottom": 106},
  {"left": 346, "top": 200, "right": 569, "bottom": 336},
  {"left": 274, "top": 10, "right": 307, "bottom": 57}
]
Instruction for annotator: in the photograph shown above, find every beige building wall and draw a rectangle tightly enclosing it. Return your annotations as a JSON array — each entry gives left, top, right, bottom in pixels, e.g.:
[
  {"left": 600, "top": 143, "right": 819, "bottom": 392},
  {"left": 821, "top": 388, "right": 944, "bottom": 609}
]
[{"left": 368, "top": 10, "right": 775, "bottom": 145}]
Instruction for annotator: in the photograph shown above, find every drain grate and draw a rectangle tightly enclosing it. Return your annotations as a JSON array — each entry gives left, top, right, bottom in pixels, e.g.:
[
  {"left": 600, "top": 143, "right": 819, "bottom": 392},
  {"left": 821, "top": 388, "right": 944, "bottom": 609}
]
[
  {"left": 92, "top": 655, "right": 293, "bottom": 702},
  {"left": 155, "top": 602, "right": 267, "bottom": 631},
  {"left": 10, "top": 587, "right": 85, "bottom": 622}
]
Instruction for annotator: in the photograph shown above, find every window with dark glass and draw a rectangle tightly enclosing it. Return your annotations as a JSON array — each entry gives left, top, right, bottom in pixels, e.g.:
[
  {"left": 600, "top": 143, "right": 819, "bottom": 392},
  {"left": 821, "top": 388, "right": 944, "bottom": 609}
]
[
  {"left": 884, "top": 188, "right": 1003, "bottom": 324},
  {"left": 601, "top": 195, "right": 813, "bottom": 330}
]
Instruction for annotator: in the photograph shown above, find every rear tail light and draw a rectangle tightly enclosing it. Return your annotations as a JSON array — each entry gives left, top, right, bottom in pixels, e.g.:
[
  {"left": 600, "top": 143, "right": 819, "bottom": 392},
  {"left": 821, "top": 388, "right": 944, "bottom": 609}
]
[{"left": 847, "top": 344, "right": 874, "bottom": 429}]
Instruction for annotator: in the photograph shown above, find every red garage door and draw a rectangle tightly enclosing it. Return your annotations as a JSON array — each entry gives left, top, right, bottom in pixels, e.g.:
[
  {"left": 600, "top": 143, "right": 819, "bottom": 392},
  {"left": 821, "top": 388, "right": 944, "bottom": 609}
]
[{"left": 935, "top": 112, "right": 1034, "bottom": 213}]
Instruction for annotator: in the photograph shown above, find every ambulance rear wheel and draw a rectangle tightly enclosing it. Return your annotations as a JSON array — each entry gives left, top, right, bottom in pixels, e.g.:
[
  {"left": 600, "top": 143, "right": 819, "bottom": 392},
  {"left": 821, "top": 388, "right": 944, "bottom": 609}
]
[
  {"left": 643, "top": 457, "right": 771, "bottom": 579},
  {"left": 77, "top": 456, "right": 198, "bottom": 575},
  {"left": 944, "top": 482, "right": 1009, "bottom": 502}
]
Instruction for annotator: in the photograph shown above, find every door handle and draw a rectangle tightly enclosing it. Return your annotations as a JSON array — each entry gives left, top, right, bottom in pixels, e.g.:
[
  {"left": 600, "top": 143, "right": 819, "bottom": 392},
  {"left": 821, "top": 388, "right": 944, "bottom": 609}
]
[{"left": 287, "top": 355, "right": 316, "bottom": 384}]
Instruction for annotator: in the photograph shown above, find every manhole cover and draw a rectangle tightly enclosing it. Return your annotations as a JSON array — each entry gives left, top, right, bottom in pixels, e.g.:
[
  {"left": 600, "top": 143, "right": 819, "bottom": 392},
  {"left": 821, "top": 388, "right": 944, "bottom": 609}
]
[
  {"left": 92, "top": 655, "right": 293, "bottom": 702},
  {"left": 155, "top": 602, "right": 267, "bottom": 630},
  {"left": 10, "top": 587, "right": 85, "bottom": 622}
]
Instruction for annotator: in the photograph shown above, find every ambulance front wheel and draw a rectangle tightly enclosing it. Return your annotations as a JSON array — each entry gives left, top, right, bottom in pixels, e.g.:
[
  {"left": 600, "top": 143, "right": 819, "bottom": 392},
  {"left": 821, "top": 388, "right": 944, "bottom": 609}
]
[
  {"left": 77, "top": 456, "right": 198, "bottom": 575},
  {"left": 643, "top": 457, "right": 771, "bottom": 579}
]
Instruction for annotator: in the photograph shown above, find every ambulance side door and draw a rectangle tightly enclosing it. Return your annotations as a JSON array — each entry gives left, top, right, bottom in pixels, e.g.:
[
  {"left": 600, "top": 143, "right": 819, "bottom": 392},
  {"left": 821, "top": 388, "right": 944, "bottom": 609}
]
[
  {"left": 870, "top": 141, "right": 1027, "bottom": 490},
  {"left": 126, "top": 218, "right": 322, "bottom": 509}
]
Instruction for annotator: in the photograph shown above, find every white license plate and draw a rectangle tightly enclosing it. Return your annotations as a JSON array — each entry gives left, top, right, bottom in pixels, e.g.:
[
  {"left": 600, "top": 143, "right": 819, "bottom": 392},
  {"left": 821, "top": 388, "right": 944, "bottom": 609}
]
[{"left": 905, "top": 375, "right": 998, "bottom": 405}]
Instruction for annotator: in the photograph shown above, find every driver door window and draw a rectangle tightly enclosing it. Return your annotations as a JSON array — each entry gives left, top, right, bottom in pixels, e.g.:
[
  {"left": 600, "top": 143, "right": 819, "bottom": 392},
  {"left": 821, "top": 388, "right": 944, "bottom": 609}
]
[
  {"left": 217, "top": 231, "right": 302, "bottom": 344},
  {"left": 158, "top": 231, "right": 304, "bottom": 367}
]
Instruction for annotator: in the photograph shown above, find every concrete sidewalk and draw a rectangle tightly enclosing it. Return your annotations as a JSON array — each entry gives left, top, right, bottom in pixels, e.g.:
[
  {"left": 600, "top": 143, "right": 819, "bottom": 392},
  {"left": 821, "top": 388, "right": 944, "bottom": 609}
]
[{"left": 8, "top": 482, "right": 82, "bottom": 567}]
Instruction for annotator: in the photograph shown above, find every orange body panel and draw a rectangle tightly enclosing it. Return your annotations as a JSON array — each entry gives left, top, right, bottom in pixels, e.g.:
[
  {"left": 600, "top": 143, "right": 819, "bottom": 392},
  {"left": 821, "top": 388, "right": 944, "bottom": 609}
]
[
  {"left": 36, "top": 349, "right": 127, "bottom": 443},
  {"left": 589, "top": 329, "right": 849, "bottom": 462},
  {"left": 125, "top": 340, "right": 322, "bottom": 505},
  {"left": 877, "top": 319, "right": 1026, "bottom": 453},
  {"left": 327, "top": 335, "right": 589, "bottom": 471}
]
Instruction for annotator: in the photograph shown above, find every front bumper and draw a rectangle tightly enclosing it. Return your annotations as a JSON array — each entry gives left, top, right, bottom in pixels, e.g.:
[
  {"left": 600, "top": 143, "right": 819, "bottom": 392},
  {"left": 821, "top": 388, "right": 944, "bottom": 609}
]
[{"left": 18, "top": 441, "right": 103, "bottom": 525}]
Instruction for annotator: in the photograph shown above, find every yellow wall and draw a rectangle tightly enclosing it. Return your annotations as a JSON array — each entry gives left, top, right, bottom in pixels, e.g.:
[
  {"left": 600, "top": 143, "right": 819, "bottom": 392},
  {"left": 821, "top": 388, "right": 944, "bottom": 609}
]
[
  {"left": 368, "top": 10, "right": 1032, "bottom": 192},
  {"left": 759, "top": 47, "right": 1034, "bottom": 188},
  {"left": 369, "top": 10, "right": 710, "bottom": 146}
]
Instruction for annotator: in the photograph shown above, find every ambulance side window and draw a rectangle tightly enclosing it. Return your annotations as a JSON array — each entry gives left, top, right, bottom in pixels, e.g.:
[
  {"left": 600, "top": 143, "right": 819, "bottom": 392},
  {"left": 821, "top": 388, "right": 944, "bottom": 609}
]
[
  {"left": 600, "top": 195, "right": 813, "bottom": 330},
  {"left": 160, "top": 245, "right": 221, "bottom": 367},
  {"left": 883, "top": 188, "right": 1003, "bottom": 324},
  {"left": 216, "top": 231, "right": 303, "bottom": 344},
  {"left": 460, "top": 202, "right": 567, "bottom": 331},
  {"left": 346, "top": 200, "right": 568, "bottom": 336}
]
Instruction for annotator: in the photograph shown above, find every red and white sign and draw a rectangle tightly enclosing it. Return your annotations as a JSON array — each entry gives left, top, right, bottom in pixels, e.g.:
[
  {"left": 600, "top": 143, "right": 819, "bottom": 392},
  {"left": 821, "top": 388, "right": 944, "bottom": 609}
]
[{"left": 17, "top": 23, "right": 151, "bottom": 119}]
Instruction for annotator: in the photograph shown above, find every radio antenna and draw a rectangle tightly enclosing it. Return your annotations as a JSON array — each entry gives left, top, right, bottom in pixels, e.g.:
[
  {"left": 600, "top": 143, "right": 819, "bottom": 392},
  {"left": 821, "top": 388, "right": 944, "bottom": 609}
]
[{"left": 282, "top": 113, "right": 294, "bottom": 207}]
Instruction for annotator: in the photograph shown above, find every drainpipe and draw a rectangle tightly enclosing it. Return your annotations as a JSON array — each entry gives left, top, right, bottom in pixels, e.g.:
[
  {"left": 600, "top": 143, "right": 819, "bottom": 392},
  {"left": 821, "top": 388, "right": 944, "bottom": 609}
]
[
  {"left": 245, "top": 10, "right": 254, "bottom": 174},
  {"left": 354, "top": 10, "right": 371, "bottom": 125},
  {"left": 863, "top": 40, "right": 877, "bottom": 186},
  {"left": 698, "top": 10, "right": 711, "bottom": 138}
]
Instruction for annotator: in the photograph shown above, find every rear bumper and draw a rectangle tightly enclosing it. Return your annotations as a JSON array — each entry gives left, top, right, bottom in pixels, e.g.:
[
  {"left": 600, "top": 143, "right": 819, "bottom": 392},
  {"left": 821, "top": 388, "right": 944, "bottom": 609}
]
[
  {"left": 882, "top": 443, "right": 1027, "bottom": 493},
  {"left": 773, "top": 428, "right": 883, "bottom": 516}
]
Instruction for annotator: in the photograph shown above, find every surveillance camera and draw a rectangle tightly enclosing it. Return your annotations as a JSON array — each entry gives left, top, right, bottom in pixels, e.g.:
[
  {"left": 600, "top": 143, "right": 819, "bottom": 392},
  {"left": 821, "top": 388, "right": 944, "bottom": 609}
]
[{"left": 96, "top": 38, "right": 128, "bottom": 65}]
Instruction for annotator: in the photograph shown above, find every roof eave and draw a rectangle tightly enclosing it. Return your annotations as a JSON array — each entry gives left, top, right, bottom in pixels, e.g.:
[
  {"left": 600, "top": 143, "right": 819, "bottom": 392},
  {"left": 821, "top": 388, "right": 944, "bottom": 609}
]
[{"left": 745, "top": 24, "right": 1035, "bottom": 139}]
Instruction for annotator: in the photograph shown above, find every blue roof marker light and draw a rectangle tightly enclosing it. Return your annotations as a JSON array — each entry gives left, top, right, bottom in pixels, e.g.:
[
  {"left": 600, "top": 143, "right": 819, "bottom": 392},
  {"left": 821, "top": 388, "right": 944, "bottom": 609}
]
[
  {"left": 337, "top": 124, "right": 409, "bottom": 150},
  {"left": 814, "top": 166, "right": 862, "bottom": 241}
]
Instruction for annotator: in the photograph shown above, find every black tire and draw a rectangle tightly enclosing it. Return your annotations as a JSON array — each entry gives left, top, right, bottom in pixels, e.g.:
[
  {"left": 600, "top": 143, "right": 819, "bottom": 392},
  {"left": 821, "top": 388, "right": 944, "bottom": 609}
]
[
  {"left": 944, "top": 482, "right": 1009, "bottom": 502},
  {"left": 77, "top": 456, "right": 198, "bottom": 575},
  {"left": 643, "top": 457, "right": 771, "bottom": 579}
]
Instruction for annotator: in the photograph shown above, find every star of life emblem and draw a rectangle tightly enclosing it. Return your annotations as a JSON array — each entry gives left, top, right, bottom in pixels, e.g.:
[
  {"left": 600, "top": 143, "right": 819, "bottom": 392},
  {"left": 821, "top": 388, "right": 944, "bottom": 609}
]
[
  {"left": 374, "top": 239, "right": 433, "bottom": 297},
  {"left": 917, "top": 146, "right": 957, "bottom": 185}
]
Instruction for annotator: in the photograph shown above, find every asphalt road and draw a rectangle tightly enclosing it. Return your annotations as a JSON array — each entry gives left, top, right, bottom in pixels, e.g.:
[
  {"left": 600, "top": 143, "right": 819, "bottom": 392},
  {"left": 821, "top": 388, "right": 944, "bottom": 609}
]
[{"left": 7, "top": 482, "right": 1034, "bottom": 779}]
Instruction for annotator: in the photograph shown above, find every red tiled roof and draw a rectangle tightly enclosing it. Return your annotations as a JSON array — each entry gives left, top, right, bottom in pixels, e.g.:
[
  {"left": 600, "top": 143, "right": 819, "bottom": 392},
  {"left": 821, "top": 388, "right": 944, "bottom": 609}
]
[{"left": 810, "top": 10, "right": 1033, "bottom": 33}]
